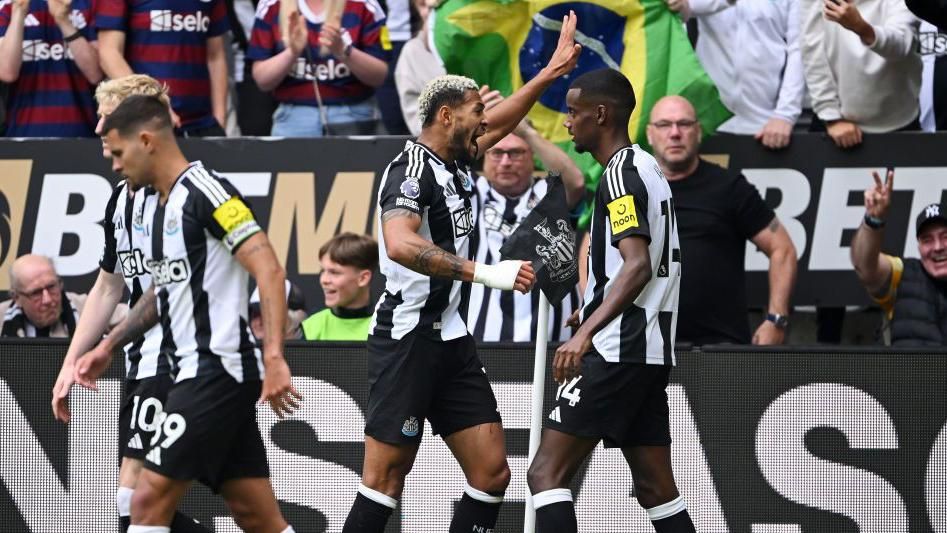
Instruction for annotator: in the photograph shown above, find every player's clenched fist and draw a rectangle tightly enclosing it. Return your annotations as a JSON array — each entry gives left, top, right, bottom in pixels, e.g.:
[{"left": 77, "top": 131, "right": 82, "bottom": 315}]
[{"left": 474, "top": 260, "right": 535, "bottom": 293}]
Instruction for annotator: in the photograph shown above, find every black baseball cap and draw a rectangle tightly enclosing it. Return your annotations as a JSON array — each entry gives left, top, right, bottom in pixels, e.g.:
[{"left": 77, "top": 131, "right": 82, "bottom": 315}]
[{"left": 916, "top": 203, "right": 947, "bottom": 236}]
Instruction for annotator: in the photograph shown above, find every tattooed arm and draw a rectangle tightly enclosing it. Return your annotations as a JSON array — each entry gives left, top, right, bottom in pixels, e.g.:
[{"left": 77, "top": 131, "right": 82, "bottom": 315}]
[
  {"left": 382, "top": 209, "right": 475, "bottom": 281},
  {"left": 74, "top": 286, "right": 159, "bottom": 389},
  {"left": 382, "top": 208, "right": 536, "bottom": 292},
  {"left": 101, "top": 286, "right": 159, "bottom": 353}
]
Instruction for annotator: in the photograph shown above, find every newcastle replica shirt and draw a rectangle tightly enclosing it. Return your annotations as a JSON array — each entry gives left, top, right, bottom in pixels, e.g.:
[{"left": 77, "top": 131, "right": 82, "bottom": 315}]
[
  {"left": 466, "top": 176, "right": 578, "bottom": 342},
  {"left": 95, "top": 0, "right": 229, "bottom": 132},
  {"left": 371, "top": 141, "right": 479, "bottom": 341},
  {"left": 0, "top": 0, "right": 97, "bottom": 136},
  {"left": 248, "top": 0, "right": 389, "bottom": 106},
  {"left": 147, "top": 162, "right": 263, "bottom": 383},
  {"left": 101, "top": 181, "right": 171, "bottom": 381},
  {"left": 583, "top": 145, "right": 681, "bottom": 365}
]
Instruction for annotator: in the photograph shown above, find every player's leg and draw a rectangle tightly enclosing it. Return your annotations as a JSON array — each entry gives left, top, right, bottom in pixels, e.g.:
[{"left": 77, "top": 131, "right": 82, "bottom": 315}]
[
  {"left": 526, "top": 429, "right": 599, "bottom": 533},
  {"left": 128, "top": 469, "right": 190, "bottom": 531},
  {"left": 119, "top": 377, "right": 211, "bottom": 533},
  {"left": 117, "top": 458, "right": 143, "bottom": 531},
  {"left": 429, "top": 335, "right": 510, "bottom": 533},
  {"left": 620, "top": 366, "right": 694, "bottom": 533},
  {"left": 219, "top": 477, "right": 292, "bottom": 533},
  {"left": 343, "top": 333, "right": 430, "bottom": 533},
  {"left": 622, "top": 446, "right": 694, "bottom": 532},
  {"left": 342, "top": 437, "right": 421, "bottom": 533},
  {"left": 442, "top": 422, "right": 510, "bottom": 533},
  {"left": 119, "top": 459, "right": 210, "bottom": 533}
]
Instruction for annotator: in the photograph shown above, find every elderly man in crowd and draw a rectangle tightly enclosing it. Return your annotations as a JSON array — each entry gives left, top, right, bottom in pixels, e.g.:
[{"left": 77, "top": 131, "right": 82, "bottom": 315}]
[
  {"left": 851, "top": 169, "right": 947, "bottom": 345},
  {"left": 466, "top": 120, "right": 586, "bottom": 342},
  {"left": 0, "top": 254, "right": 124, "bottom": 337},
  {"left": 646, "top": 96, "right": 798, "bottom": 345}
]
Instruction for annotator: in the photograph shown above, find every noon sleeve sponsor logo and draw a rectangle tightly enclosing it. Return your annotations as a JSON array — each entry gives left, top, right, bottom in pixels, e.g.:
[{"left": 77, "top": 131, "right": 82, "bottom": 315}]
[{"left": 606, "top": 195, "right": 638, "bottom": 235}]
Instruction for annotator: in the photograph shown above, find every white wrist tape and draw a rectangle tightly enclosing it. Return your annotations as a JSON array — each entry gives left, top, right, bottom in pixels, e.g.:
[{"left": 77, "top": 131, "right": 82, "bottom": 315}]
[{"left": 473, "top": 260, "right": 523, "bottom": 290}]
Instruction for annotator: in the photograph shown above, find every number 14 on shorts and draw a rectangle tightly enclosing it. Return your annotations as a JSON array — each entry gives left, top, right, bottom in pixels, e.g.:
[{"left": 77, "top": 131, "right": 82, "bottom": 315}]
[{"left": 556, "top": 376, "right": 582, "bottom": 407}]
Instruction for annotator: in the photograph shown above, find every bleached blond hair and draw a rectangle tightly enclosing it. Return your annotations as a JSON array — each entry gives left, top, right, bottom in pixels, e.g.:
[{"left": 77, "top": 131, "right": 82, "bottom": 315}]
[
  {"left": 417, "top": 74, "right": 479, "bottom": 127},
  {"left": 95, "top": 74, "right": 171, "bottom": 115}
]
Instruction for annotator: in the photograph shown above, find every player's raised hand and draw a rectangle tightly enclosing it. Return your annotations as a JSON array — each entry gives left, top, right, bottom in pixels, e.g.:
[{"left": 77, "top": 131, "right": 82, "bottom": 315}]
[
  {"left": 74, "top": 343, "right": 114, "bottom": 391},
  {"left": 553, "top": 331, "right": 591, "bottom": 383},
  {"left": 51, "top": 363, "right": 75, "bottom": 422},
  {"left": 260, "top": 356, "right": 302, "bottom": 418},
  {"left": 865, "top": 168, "right": 893, "bottom": 220},
  {"left": 542, "top": 11, "right": 581, "bottom": 79}
]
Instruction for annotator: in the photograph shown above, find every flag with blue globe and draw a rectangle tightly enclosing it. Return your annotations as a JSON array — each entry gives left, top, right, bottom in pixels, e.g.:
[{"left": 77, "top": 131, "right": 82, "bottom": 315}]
[{"left": 431, "top": 0, "right": 731, "bottom": 227}]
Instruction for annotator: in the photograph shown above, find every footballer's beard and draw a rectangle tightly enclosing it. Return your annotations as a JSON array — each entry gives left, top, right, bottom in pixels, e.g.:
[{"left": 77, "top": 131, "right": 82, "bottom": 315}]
[{"left": 449, "top": 126, "right": 479, "bottom": 166}]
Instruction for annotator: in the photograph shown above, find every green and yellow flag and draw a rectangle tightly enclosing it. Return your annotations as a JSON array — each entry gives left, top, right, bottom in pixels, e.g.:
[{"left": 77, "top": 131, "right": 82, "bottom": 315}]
[{"left": 432, "top": 0, "right": 731, "bottom": 223}]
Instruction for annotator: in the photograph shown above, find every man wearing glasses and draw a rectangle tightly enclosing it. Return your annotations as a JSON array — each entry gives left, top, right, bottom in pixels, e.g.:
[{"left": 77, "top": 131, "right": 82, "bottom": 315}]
[
  {"left": 0, "top": 254, "right": 125, "bottom": 337},
  {"left": 466, "top": 120, "right": 586, "bottom": 342},
  {"left": 646, "top": 95, "right": 798, "bottom": 345}
]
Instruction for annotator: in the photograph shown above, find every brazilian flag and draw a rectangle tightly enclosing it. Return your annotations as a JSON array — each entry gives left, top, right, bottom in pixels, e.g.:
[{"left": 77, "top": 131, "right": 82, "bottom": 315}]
[{"left": 431, "top": 0, "right": 731, "bottom": 226}]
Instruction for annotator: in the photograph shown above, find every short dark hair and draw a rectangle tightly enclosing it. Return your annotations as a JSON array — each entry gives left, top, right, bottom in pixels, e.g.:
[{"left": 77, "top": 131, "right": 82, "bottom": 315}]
[
  {"left": 100, "top": 94, "right": 173, "bottom": 137},
  {"left": 568, "top": 68, "right": 636, "bottom": 127},
  {"left": 319, "top": 233, "right": 378, "bottom": 271}
]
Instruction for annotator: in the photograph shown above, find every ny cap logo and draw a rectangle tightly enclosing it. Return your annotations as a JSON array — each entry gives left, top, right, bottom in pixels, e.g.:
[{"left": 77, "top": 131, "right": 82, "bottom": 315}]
[{"left": 927, "top": 205, "right": 940, "bottom": 218}]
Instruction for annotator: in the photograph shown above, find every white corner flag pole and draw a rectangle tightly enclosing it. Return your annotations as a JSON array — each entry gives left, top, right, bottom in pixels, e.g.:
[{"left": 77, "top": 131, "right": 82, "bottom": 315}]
[{"left": 524, "top": 291, "right": 551, "bottom": 533}]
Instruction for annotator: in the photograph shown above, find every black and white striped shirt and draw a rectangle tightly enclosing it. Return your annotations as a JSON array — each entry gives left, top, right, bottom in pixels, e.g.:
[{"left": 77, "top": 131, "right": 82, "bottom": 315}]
[
  {"left": 146, "top": 162, "right": 263, "bottom": 383},
  {"left": 466, "top": 176, "right": 578, "bottom": 342},
  {"left": 583, "top": 146, "right": 681, "bottom": 365},
  {"left": 371, "top": 141, "right": 479, "bottom": 341},
  {"left": 101, "top": 181, "right": 169, "bottom": 381}
]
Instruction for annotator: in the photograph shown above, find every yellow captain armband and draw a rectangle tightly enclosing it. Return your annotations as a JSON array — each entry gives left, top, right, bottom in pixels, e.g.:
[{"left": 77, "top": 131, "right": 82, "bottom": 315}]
[{"left": 213, "top": 197, "right": 261, "bottom": 252}]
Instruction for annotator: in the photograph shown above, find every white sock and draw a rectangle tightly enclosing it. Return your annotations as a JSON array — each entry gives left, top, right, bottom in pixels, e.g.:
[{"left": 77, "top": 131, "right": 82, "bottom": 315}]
[
  {"left": 127, "top": 527, "right": 170, "bottom": 533},
  {"left": 358, "top": 483, "right": 398, "bottom": 509},
  {"left": 646, "top": 495, "right": 687, "bottom": 521},
  {"left": 464, "top": 482, "right": 504, "bottom": 504},
  {"left": 116, "top": 486, "right": 134, "bottom": 517},
  {"left": 532, "top": 488, "right": 573, "bottom": 509}
]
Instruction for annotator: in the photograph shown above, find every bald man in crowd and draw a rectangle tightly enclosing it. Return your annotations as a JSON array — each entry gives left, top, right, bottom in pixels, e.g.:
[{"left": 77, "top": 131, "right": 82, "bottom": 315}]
[
  {"left": 0, "top": 254, "right": 125, "bottom": 337},
  {"left": 646, "top": 96, "right": 797, "bottom": 345}
]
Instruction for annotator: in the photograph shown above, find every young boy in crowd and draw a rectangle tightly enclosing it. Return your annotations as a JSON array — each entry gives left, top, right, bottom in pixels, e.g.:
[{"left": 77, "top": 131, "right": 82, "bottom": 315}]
[{"left": 302, "top": 233, "right": 378, "bottom": 341}]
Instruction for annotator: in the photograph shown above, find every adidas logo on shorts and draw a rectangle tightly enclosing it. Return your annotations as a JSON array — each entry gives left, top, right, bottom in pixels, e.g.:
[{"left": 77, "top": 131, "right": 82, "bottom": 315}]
[
  {"left": 548, "top": 406, "right": 561, "bottom": 423},
  {"left": 127, "top": 433, "right": 144, "bottom": 450},
  {"left": 145, "top": 447, "right": 161, "bottom": 466}
]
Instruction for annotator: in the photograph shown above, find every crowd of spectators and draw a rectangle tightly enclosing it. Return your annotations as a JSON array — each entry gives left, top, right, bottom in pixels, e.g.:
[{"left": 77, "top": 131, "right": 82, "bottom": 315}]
[
  {"left": 0, "top": 0, "right": 945, "bottom": 346},
  {"left": 1, "top": 0, "right": 943, "bottom": 138}
]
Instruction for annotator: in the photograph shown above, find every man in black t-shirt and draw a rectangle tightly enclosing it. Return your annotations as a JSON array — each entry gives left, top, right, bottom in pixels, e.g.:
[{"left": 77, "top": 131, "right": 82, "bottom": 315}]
[{"left": 646, "top": 96, "right": 798, "bottom": 345}]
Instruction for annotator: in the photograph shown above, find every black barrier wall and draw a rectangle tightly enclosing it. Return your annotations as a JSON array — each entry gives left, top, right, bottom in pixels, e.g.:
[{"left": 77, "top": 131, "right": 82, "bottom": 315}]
[
  {"left": 1, "top": 134, "right": 946, "bottom": 309},
  {"left": 1, "top": 340, "right": 944, "bottom": 532}
]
